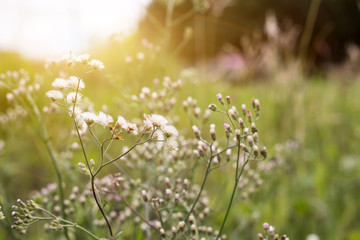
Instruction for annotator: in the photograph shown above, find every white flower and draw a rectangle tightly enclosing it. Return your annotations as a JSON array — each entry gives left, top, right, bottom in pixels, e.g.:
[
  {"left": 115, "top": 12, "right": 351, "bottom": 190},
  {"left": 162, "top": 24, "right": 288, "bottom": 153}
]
[
  {"left": 76, "top": 53, "right": 90, "bottom": 64},
  {"left": 88, "top": 59, "right": 104, "bottom": 70},
  {"left": 153, "top": 131, "right": 165, "bottom": 150},
  {"left": 51, "top": 78, "right": 68, "bottom": 90},
  {"left": 141, "top": 87, "right": 150, "bottom": 95},
  {"left": 116, "top": 116, "right": 128, "bottom": 130},
  {"left": 306, "top": 234, "right": 320, "bottom": 240},
  {"left": 67, "top": 76, "right": 85, "bottom": 90},
  {"left": 143, "top": 118, "right": 153, "bottom": 132},
  {"left": 66, "top": 92, "right": 82, "bottom": 104},
  {"left": 127, "top": 123, "right": 138, "bottom": 135},
  {"left": 96, "top": 111, "right": 113, "bottom": 127},
  {"left": 81, "top": 112, "right": 98, "bottom": 125},
  {"left": 46, "top": 90, "right": 64, "bottom": 101},
  {"left": 147, "top": 114, "right": 168, "bottom": 128},
  {"left": 63, "top": 51, "right": 76, "bottom": 66},
  {"left": 69, "top": 106, "right": 82, "bottom": 120},
  {"left": 165, "top": 137, "right": 179, "bottom": 154},
  {"left": 77, "top": 119, "right": 88, "bottom": 135},
  {"left": 163, "top": 125, "right": 178, "bottom": 137}
]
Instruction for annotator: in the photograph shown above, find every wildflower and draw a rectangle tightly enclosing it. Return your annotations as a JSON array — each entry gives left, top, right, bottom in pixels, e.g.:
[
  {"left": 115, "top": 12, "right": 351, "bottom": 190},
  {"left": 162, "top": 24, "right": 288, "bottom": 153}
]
[
  {"left": 76, "top": 53, "right": 90, "bottom": 64},
  {"left": 126, "top": 122, "right": 138, "bottom": 135},
  {"left": 217, "top": 93, "right": 224, "bottom": 105},
  {"left": 88, "top": 59, "right": 104, "bottom": 70},
  {"left": 67, "top": 76, "right": 85, "bottom": 90},
  {"left": 192, "top": 125, "right": 200, "bottom": 139},
  {"left": 115, "top": 116, "right": 128, "bottom": 130},
  {"left": 261, "top": 147, "right": 267, "bottom": 159},
  {"left": 166, "top": 137, "right": 179, "bottom": 154},
  {"left": 154, "top": 131, "right": 165, "bottom": 150},
  {"left": 263, "top": 222, "right": 269, "bottom": 231},
  {"left": 208, "top": 103, "right": 217, "bottom": 111},
  {"left": 81, "top": 112, "right": 98, "bottom": 125},
  {"left": 46, "top": 90, "right": 64, "bottom": 101},
  {"left": 66, "top": 92, "right": 82, "bottom": 104},
  {"left": 96, "top": 111, "right": 113, "bottom": 127},
  {"left": 210, "top": 124, "right": 216, "bottom": 141},
  {"left": 147, "top": 114, "right": 168, "bottom": 128},
  {"left": 63, "top": 51, "right": 76, "bottom": 66},
  {"left": 163, "top": 125, "right": 179, "bottom": 137}
]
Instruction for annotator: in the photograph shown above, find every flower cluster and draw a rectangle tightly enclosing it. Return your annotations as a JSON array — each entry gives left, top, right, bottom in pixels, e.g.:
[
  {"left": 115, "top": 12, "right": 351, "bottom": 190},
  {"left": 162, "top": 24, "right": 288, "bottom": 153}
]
[
  {"left": 131, "top": 76, "right": 182, "bottom": 114},
  {"left": 257, "top": 222, "right": 289, "bottom": 240}
]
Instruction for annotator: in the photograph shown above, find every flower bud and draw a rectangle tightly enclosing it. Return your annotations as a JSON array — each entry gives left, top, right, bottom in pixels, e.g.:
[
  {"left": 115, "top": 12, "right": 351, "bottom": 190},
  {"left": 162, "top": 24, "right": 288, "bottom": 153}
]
[
  {"left": 261, "top": 147, "right": 267, "bottom": 159},
  {"left": 160, "top": 228, "right": 166, "bottom": 237},
  {"left": 257, "top": 233, "right": 264, "bottom": 239},
  {"left": 263, "top": 222, "right": 269, "bottom": 231},
  {"left": 251, "top": 122, "right": 257, "bottom": 133},
  {"left": 253, "top": 145, "right": 259, "bottom": 157},
  {"left": 238, "top": 117, "right": 245, "bottom": 129},
  {"left": 178, "top": 221, "right": 185, "bottom": 231},
  {"left": 216, "top": 93, "right": 224, "bottom": 105},
  {"left": 192, "top": 125, "right": 200, "bottom": 139},
  {"left": 208, "top": 103, "right": 217, "bottom": 111},
  {"left": 226, "top": 149, "right": 231, "bottom": 161},
  {"left": 226, "top": 96, "right": 231, "bottom": 105},
  {"left": 165, "top": 189, "right": 172, "bottom": 199},
  {"left": 247, "top": 110, "right": 253, "bottom": 123},
  {"left": 141, "top": 190, "right": 148, "bottom": 202},
  {"left": 241, "top": 104, "right": 246, "bottom": 116},
  {"left": 240, "top": 143, "right": 249, "bottom": 153},
  {"left": 191, "top": 224, "right": 196, "bottom": 234},
  {"left": 247, "top": 136, "right": 254, "bottom": 147},
  {"left": 224, "top": 123, "right": 232, "bottom": 133},
  {"left": 189, "top": 215, "right": 194, "bottom": 224}
]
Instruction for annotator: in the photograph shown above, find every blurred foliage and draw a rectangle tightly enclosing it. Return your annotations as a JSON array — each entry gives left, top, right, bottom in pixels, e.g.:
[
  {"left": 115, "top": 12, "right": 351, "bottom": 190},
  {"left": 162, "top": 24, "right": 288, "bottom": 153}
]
[{"left": 139, "top": 0, "right": 360, "bottom": 67}]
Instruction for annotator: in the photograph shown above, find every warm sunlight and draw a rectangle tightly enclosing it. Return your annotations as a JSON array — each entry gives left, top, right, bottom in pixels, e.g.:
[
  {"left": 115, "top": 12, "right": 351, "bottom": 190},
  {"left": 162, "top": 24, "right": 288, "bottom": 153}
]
[{"left": 0, "top": 0, "right": 151, "bottom": 59}]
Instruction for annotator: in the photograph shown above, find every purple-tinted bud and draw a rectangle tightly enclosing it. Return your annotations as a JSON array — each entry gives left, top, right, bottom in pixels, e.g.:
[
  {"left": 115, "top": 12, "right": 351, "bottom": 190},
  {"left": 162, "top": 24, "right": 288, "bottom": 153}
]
[
  {"left": 224, "top": 123, "right": 231, "bottom": 131},
  {"left": 263, "top": 222, "right": 269, "bottom": 231},
  {"left": 209, "top": 103, "right": 217, "bottom": 111},
  {"left": 217, "top": 93, "right": 224, "bottom": 105},
  {"left": 257, "top": 233, "right": 264, "bottom": 240}
]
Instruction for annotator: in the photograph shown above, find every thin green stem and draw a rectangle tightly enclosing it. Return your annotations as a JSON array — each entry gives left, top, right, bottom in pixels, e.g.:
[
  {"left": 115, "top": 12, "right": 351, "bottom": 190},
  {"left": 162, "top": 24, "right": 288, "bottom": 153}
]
[
  {"left": 60, "top": 219, "right": 100, "bottom": 240},
  {"left": 26, "top": 93, "right": 70, "bottom": 240},
  {"left": 216, "top": 154, "right": 250, "bottom": 240}
]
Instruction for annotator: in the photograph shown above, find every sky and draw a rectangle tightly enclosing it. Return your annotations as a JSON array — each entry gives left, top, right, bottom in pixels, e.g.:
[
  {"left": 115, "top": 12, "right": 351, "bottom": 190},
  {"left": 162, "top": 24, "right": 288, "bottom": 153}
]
[{"left": 0, "top": 0, "right": 151, "bottom": 59}]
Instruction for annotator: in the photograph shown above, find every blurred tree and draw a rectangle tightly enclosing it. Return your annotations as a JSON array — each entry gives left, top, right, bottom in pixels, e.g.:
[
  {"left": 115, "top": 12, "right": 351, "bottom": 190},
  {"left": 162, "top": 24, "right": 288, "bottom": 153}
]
[{"left": 138, "top": 0, "right": 360, "bottom": 67}]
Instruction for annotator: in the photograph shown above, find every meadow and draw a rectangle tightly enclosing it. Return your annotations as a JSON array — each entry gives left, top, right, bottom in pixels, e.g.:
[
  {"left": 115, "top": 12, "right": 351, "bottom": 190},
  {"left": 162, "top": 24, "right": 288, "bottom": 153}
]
[{"left": 1, "top": 6, "right": 360, "bottom": 240}]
